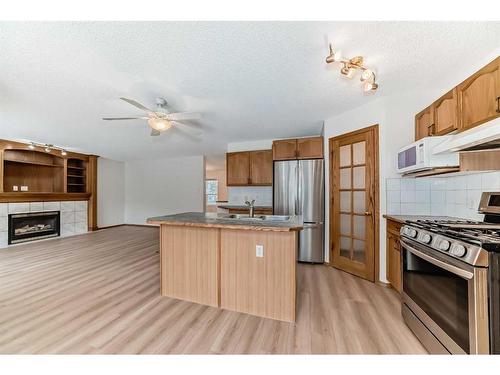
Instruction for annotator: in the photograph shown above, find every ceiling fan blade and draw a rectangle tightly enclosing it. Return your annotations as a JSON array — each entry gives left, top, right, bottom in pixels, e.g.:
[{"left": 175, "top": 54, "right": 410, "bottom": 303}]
[
  {"left": 102, "top": 117, "right": 144, "bottom": 120},
  {"left": 172, "top": 121, "right": 202, "bottom": 137},
  {"left": 120, "top": 97, "right": 153, "bottom": 113},
  {"left": 150, "top": 129, "right": 161, "bottom": 136},
  {"left": 165, "top": 112, "right": 201, "bottom": 121}
]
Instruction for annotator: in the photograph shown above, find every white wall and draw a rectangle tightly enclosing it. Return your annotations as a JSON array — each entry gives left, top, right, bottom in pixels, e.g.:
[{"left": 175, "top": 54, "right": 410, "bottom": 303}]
[
  {"left": 97, "top": 157, "right": 125, "bottom": 227},
  {"left": 124, "top": 156, "right": 205, "bottom": 224}
]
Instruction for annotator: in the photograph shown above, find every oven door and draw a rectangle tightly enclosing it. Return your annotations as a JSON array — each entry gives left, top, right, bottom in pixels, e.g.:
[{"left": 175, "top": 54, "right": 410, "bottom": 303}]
[{"left": 401, "top": 239, "right": 489, "bottom": 354}]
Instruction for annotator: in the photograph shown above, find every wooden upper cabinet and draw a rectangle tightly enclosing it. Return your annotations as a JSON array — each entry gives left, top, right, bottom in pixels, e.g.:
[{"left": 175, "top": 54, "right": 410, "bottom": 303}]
[
  {"left": 433, "top": 88, "right": 458, "bottom": 135},
  {"left": 273, "top": 136, "right": 324, "bottom": 160},
  {"left": 457, "top": 57, "right": 500, "bottom": 131},
  {"left": 297, "top": 136, "right": 324, "bottom": 159},
  {"left": 226, "top": 152, "right": 250, "bottom": 186},
  {"left": 249, "top": 150, "right": 272, "bottom": 185},
  {"left": 226, "top": 150, "right": 272, "bottom": 186},
  {"left": 272, "top": 139, "right": 297, "bottom": 160},
  {"left": 415, "top": 105, "right": 434, "bottom": 140}
]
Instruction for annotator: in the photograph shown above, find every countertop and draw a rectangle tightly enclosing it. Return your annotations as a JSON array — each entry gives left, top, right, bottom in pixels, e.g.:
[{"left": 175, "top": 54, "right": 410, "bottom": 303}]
[
  {"left": 217, "top": 204, "right": 273, "bottom": 210},
  {"left": 383, "top": 214, "right": 464, "bottom": 224},
  {"left": 147, "top": 212, "right": 303, "bottom": 232}
]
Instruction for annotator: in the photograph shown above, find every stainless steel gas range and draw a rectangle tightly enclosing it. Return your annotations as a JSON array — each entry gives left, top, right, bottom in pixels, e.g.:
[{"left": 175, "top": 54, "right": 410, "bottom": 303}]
[{"left": 400, "top": 192, "right": 500, "bottom": 354}]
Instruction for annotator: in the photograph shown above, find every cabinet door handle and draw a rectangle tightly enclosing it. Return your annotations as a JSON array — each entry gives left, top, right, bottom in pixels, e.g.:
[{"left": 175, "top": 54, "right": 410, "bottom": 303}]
[
  {"left": 496, "top": 96, "right": 500, "bottom": 113},
  {"left": 427, "top": 124, "right": 435, "bottom": 136}
]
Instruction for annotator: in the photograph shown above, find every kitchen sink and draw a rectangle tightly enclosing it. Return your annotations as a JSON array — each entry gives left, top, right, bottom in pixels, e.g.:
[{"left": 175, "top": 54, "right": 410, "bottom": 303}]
[{"left": 220, "top": 214, "right": 290, "bottom": 222}]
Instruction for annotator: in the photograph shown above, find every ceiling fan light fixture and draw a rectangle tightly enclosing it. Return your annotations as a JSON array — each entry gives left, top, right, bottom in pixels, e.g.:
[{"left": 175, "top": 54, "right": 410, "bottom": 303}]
[
  {"left": 148, "top": 118, "right": 172, "bottom": 132},
  {"left": 363, "top": 81, "right": 379, "bottom": 92}
]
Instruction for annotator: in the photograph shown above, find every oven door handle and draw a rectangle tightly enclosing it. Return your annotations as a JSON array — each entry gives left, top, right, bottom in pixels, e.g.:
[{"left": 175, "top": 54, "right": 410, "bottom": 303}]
[{"left": 401, "top": 240, "right": 474, "bottom": 280}]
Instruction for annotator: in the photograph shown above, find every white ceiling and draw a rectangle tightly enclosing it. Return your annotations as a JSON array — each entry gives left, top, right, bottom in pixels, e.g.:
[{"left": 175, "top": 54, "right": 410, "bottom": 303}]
[{"left": 0, "top": 21, "right": 499, "bottom": 161}]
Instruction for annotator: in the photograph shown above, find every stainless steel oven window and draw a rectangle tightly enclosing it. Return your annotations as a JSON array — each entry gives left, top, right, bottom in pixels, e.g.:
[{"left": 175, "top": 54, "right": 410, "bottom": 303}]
[{"left": 401, "top": 240, "right": 490, "bottom": 354}]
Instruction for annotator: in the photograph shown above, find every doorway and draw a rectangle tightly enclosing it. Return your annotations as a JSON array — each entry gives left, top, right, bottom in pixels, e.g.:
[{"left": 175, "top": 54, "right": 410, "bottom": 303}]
[{"left": 329, "top": 125, "right": 379, "bottom": 282}]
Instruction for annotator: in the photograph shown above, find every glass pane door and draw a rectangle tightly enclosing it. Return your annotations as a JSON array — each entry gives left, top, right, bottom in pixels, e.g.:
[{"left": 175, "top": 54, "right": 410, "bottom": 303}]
[{"left": 338, "top": 141, "right": 367, "bottom": 263}]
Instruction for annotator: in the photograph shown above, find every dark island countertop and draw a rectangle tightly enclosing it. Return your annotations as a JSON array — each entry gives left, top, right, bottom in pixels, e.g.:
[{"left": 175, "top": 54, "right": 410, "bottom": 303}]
[
  {"left": 383, "top": 214, "right": 464, "bottom": 224},
  {"left": 147, "top": 212, "right": 303, "bottom": 232},
  {"left": 217, "top": 204, "right": 273, "bottom": 210}
]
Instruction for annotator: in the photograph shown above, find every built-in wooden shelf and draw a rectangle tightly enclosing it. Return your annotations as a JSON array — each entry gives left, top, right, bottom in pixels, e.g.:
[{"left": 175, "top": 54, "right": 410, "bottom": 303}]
[
  {"left": 3, "top": 158, "right": 65, "bottom": 168},
  {"left": 0, "top": 138, "right": 98, "bottom": 230}
]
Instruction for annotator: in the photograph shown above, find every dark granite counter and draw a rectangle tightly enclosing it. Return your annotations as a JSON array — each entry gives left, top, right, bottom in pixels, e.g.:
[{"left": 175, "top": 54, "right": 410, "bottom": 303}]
[
  {"left": 217, "top": 204, "right": 273, "bottom": 210},
  {"left": 148, "top": 212, "right": 303, "bottom": 232},
  {"left": 383, "top": 214, "right": 464, "bottom": 224}
]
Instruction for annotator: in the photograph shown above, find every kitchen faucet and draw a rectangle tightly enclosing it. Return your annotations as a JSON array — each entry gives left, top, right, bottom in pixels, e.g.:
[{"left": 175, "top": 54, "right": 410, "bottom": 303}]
[{"left": 245, "top": 199, "right": 256, "bottom": 218}]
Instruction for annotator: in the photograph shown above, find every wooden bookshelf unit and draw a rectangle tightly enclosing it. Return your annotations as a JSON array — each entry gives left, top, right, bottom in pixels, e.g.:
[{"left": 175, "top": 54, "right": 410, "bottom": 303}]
[{"left": 0, "top": 139, "right": 98, "bottom": 230}]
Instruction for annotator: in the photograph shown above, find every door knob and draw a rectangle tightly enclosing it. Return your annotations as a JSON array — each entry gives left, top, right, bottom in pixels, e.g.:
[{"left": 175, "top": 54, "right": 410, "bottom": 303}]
[{"left": 364, "top": 211, "right": 372, "bottom": 216}]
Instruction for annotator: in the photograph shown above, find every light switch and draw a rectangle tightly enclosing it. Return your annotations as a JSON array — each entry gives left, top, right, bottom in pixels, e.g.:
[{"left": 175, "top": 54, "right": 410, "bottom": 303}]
[
  {"left": 256, "top": 245, "right": 264, "bottom": 257},
  {"left": 12, "top": 185, "right": 18, "bottom": 191},
  {"left": 21, "top": 186, "right": 28, "bottom": 192}
]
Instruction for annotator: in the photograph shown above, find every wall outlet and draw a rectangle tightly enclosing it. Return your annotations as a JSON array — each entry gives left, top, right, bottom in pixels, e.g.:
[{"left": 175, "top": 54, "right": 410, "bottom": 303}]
[
  {"left": 12, "top": 185, "right": 18, "bottom": 191},
  {"left": 21, "top": 186, "right": 28, "bottom": 192},
  {"left": 256, "top": 245, "right": 264, "bottom": 258}
]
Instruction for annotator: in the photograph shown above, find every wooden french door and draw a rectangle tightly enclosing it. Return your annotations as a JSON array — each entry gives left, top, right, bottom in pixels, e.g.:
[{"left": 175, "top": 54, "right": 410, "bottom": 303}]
[{"left": 329, "top": 125, "right": 379, "bottom": 282}]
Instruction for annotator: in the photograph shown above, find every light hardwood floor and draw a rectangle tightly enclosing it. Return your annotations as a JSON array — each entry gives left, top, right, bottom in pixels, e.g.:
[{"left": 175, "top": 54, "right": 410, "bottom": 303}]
[{"left": 0, "top": 226, "right": 426, "bottom": 354}]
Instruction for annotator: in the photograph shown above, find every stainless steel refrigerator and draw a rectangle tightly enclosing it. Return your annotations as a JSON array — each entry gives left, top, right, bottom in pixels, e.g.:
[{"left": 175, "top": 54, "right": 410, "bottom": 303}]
[{"left": 273, "top": 159, "right": 324, "bottom": 263}]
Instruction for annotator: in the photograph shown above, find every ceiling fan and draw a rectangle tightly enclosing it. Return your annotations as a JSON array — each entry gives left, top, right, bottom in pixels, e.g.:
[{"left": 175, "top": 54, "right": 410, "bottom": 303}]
[{"left": 103, "top": 97, "right": 201, "bottom": 136}]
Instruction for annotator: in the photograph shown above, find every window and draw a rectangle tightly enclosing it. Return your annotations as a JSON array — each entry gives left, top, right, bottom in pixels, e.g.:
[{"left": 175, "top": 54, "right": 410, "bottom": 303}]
[{"left": 205, "top": 179, "right": 218, "bottom": 205}]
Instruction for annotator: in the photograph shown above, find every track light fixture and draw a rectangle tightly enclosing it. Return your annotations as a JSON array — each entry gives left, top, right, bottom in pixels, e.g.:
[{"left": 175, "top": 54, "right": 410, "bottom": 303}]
[
  {"left": 26, "top": 141, "right": 68, "bottom": 156},
  {"left": 326, "top": 43, "right": 379, "bottom": 93}
]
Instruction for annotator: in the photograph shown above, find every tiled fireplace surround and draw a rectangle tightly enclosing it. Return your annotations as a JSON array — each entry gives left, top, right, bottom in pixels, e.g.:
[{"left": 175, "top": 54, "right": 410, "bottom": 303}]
[
  {"left": 0, "top": 201, "right": 88, "bottom": 247},
  {"left": 386, "top": 171, "right": 500, "bottom": 221}
]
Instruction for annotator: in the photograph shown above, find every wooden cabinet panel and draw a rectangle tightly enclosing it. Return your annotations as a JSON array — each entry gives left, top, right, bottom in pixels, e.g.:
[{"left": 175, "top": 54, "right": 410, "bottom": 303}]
[
  {"left": 272, "top": 139, "right": 297, "bottom": 160},
  {"left": 226, "top": 150, "right": 272, "bottom": 186},
  {"left": 226, "top": 152, "right": 250, "bottom": 186},
  {"left": 415, "top": 105, "right": 434, "bottom": 140},
  {"left": 249, "top": 150, "right": 272, "bottom": 185},
  {"left": 457, "top": 57, "right": 500, "bottom": 131},
  {"left": 386, "top": 219, "right": 402, "bottom": 293},
  {"left": 297, "top": 136, "right": 323, "bottom": 159},
  {"left": 434, "top": 88, "right": 458, "bottom": 135}
]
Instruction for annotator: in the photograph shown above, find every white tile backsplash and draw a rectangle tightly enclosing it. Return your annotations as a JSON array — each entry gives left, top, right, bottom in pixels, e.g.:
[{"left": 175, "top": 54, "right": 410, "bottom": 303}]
[
  {"left": 61, "top": 201, "right": 75, "bottom": 212},
  {"left": 8, "top": 203, "right": 30, "bottom": 214},
  {"left": 387, "top": 171, "right": 500, "bottom": 221},
  {"left": 228, "top": 187, "right": 273, "bottom": 206},
  {"left": 43, "top": 201, "right": 60, "bottom": 212},
  {"left": 74, "top": 201, "right": 88, "bottom": 212},
  {"left": 29, "top": 202, "right": 44, "bottom": 212}
]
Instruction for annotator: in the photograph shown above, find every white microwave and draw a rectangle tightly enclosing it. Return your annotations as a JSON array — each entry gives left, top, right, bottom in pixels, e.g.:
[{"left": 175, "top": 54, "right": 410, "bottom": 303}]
[{"left": 397, "top": 136, "right": 459, "bottom": 174}]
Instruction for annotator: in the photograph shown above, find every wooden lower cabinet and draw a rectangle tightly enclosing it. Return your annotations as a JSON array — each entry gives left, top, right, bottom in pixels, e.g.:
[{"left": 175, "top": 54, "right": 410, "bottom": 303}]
[{"left": 386, "top": 219, "right": 402, "bottom": 293}]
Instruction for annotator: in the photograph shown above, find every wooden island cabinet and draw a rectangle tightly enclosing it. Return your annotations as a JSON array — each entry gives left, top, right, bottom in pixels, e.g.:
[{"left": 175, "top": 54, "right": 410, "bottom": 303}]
[{"left": 148, "top": 212, "right": 303, "bottom": 322}]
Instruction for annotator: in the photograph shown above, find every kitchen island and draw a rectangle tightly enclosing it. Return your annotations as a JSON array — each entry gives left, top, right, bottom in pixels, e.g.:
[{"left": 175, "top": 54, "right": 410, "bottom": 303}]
[{"left": 147, "top": 212, "right": 302, "bottom": 322}]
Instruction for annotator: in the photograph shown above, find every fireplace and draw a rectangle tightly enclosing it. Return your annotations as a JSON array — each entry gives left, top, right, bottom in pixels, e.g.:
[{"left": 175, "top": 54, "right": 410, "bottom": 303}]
[{"left": 8, "top": 211, "right": 60, "bottom": 245}]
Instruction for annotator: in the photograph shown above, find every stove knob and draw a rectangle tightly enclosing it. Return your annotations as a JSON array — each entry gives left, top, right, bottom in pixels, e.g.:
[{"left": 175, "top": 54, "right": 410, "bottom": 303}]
[
  {"left": 407, "top": 228, "right": 417, "bottom": 238},
  {"left": 436, "top": 239, "right": 450, "bottom": 251},
  {"left": 420, "top": 233, "right": 432, "bottom": 244},
  {"left": 450, "top": 244, "right": 467, "bottom": 257}
]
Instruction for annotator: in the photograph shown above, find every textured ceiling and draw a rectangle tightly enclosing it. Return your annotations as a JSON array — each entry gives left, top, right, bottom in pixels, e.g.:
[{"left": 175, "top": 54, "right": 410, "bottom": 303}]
[{"left": 0, "top": 21, "right": 499, "bottom": 161}]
